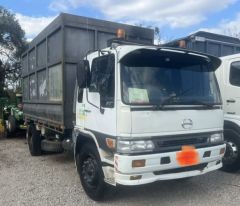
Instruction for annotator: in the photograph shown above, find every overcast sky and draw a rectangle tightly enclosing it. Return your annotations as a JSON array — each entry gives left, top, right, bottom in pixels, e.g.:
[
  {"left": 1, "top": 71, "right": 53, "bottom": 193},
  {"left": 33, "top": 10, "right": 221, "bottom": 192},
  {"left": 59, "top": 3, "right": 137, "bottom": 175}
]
[{"left": 1, "top": 0, "right": 240, "bottom": 42}]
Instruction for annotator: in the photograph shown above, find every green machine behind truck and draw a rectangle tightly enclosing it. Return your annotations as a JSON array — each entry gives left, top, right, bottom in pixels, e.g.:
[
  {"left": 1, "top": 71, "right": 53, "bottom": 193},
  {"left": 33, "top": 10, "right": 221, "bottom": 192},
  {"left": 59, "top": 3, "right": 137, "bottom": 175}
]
[
  {"left": 0, "top": 93, "right": 26, "bottom": 137},
  {"left": 0, "top": 97, "right": 8, "bottom": 138}
]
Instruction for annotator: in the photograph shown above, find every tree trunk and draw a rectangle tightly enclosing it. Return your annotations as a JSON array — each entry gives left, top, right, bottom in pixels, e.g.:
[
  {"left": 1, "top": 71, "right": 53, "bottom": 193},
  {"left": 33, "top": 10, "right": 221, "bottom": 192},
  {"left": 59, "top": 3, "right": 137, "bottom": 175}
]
[{"left": 0, "top": 65, "right": 5, "bottom": 96}]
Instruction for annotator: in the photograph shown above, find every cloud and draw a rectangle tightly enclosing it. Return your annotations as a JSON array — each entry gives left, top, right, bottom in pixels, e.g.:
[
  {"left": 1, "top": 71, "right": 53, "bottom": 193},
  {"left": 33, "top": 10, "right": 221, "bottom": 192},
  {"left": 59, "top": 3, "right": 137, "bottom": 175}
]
[
  {"left": 15, "top": 13, "right": 56, "bottom": 41},
  {"left": 199, "top": 13, "right": 240, "bottom": 38},
  {"left": 49, "top": 0, "right": 237, "bottom": 28},
  {"left": 49, "top": 0, "right": 84, "bottom": 12}
]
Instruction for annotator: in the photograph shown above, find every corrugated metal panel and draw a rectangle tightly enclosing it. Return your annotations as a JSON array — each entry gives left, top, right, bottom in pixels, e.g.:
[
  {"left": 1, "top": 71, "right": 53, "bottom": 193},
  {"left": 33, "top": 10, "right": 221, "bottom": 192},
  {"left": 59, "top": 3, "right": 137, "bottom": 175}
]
[
  {"left": 64, "top": 27, "right": 95, "bottom": 62},
  {"left": 28, "top": 49, "right": 36, "bottom": 72},
  {"left": 47, "top": 29, "right": 62, "bottom": 64},
  {"left": 37, "top": 69, "right": 47, "bottom": 100},
  {"left": 164, "top": 31, "right": 240, "bottom": 57},
  {"left": 37, "top": 40, "right": 46, "bottom": 68}
]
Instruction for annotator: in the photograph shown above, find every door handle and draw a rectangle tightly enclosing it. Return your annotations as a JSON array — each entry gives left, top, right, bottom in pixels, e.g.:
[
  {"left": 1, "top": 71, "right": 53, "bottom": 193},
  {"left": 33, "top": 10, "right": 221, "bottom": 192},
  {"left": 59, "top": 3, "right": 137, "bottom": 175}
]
[
  {"left": 226, "top": 99, "right": 236, "bottom": 103},
  {"left": 227, "top": 112, "right": 236, "bottom": 115},
  {"left": 84, "top": 109, "right": 91, "bottom": 113}
]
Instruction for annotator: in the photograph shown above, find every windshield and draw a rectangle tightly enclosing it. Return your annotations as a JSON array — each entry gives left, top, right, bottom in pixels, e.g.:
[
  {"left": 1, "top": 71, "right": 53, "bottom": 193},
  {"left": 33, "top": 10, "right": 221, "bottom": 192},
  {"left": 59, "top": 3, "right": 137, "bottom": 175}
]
[{"left": 120, "top": 49, "right": 221, "bottom": 106}]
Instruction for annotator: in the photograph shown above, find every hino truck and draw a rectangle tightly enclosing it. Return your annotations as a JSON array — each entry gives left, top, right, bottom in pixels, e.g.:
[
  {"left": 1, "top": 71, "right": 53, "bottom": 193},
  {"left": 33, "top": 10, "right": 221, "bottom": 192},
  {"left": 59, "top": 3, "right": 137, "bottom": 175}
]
[
  {"left": 22, "top": 13, "right": 226, "bottom": 201},
  {"left": 215, "top": 54, "right": 240, "bottom": 172}
]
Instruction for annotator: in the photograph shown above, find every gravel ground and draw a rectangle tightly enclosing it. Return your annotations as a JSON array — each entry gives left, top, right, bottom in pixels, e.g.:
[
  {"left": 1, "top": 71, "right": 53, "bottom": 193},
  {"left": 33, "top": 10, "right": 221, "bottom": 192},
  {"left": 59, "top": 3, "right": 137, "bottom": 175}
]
[{"left": 0, "top": 136, "right": 240, "bottom": 206}]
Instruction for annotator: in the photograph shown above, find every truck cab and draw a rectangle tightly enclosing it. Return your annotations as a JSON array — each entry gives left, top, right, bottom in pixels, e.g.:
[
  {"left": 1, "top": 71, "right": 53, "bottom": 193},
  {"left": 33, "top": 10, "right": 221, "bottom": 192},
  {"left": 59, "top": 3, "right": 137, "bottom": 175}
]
[
  {"left": 74, "top": 43, "right": 226, "bottom": 199},
  {"left": 22, "top": 14, "right": 226, "bottom": 201},
  {"left": 215, "top": 54, "right": 240, "bottom": 171}
]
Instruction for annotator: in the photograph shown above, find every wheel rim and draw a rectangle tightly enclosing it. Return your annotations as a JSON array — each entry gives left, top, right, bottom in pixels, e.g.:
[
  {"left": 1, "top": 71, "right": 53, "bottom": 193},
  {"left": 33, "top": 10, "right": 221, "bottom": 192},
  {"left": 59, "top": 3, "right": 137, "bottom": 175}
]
[
  {"left": 81, "top": 155, "right": 99, "bottom": 189},
  {"left": 223, "top": 140, "right": 239, "bottom": 163}
]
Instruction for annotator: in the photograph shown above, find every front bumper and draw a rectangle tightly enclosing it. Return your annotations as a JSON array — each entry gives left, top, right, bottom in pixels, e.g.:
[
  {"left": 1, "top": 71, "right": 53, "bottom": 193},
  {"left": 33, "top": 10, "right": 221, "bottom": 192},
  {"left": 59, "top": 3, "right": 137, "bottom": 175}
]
[{"left": 114, "top": 144, "right": 225, "bottom": 186}]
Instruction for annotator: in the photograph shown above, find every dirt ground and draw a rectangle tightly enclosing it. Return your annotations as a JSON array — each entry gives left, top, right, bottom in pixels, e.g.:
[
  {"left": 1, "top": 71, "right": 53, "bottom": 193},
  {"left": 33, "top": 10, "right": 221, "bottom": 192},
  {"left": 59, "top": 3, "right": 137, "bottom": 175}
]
[{"left": 0, "top": 135, "right": 240, "bottom": 206}]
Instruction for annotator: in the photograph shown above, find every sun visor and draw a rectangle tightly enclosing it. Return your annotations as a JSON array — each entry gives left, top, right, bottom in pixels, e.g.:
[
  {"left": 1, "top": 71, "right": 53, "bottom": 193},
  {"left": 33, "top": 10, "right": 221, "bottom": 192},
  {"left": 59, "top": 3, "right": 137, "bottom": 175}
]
[{"left": 120, "top": 47, "right": 222, "bottom": 71}]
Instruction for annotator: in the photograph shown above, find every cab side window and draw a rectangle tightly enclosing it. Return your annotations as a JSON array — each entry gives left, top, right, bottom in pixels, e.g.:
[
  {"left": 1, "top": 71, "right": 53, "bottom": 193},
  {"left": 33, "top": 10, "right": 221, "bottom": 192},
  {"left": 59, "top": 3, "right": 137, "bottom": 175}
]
[
  {"left": 89, "top": 54, "right": 115, "bottom": 108},
  {"left": 230, "top": 61, "right": 240, "bottom": 87}
]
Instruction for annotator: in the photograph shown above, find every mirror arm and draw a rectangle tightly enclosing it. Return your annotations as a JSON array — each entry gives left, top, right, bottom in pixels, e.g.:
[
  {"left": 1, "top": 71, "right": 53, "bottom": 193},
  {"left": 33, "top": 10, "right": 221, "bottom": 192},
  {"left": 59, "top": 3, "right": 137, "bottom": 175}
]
[
  {"left": 100, "top": 106, "right": 105, "bottom": 114},
  {"left": 86, "top": 89, "right": 100, "bottom": 110},
  {"left": 86, "top": 89, "right": 105, "bottom": 114}
]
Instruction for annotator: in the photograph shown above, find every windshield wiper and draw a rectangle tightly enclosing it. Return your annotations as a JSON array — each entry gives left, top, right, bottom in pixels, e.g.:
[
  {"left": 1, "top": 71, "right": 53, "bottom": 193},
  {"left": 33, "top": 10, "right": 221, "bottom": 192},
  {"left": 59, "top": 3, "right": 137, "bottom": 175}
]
[
  {"left": 185, "top": 100, "right": 215, "bottom": 108},
  {"left": 151, "top": 88, "right": 216, "bottom": 109},
  {"left": 158, "top": 88, "right": 193, "bottom": 108}
]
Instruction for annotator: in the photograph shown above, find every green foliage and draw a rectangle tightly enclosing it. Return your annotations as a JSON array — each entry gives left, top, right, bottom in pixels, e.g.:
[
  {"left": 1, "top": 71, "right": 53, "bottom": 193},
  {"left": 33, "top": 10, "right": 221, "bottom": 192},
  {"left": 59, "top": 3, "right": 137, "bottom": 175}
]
[
  {"left": 135, "top": 23, "right": 161, "bottom": 45},
  {"left": 0, "top": 6, "right": 27, "bottom": 94}
]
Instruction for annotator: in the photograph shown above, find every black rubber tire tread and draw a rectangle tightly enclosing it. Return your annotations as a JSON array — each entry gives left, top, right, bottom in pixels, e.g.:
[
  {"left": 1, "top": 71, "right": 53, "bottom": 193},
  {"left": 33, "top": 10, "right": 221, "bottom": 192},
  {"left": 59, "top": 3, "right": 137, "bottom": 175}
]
[
  {"left": 76, "top": 143, "right": 106, "bottom": 201},
  {"left": 41, "top": 139, "right": 63, "bottom": 153},
  {"left": 221, "top": 129, "right": 240, "bottom": 172},
  {"left": 27, "top": 124, "right": 42, "bottom": 156},
  {"left": 7, "top": 115, "right": 16, "bottom": 136}
]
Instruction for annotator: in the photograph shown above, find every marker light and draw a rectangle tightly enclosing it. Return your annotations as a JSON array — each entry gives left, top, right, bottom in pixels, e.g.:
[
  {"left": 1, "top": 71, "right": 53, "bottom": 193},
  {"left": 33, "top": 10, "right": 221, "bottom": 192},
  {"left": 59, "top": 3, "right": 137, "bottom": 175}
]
[
  {"left": 130, "top": 175, "right": 142, "bottom": 180},
  {"left": 220, "top": 147, "right": 225, "bottom": 155},
  {"left": 178, "top": 40, "right": 186, "bottom": 48},
  {"left": 117, "top": 28, "right": 126, "bottom": 39},
  {"left": 132, "top": 159, "right": 146, "bottom": 168},
  {"left": 106, "top": 138, "right": 116, "bottom": 149}
]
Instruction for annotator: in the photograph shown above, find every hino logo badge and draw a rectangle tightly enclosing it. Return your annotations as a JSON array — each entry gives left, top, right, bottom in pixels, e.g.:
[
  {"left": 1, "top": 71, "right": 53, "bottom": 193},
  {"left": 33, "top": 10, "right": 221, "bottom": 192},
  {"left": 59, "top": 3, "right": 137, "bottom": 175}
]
[{"left": 182, "top": 119, "right": 193, "bottom": 129}]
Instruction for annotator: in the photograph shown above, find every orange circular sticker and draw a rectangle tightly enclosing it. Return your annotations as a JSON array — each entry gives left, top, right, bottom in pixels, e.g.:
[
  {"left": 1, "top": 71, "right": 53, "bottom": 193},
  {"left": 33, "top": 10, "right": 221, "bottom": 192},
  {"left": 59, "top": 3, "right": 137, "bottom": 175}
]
[{"left": 176, "top": 146, "right": 199, "bottom": 166}]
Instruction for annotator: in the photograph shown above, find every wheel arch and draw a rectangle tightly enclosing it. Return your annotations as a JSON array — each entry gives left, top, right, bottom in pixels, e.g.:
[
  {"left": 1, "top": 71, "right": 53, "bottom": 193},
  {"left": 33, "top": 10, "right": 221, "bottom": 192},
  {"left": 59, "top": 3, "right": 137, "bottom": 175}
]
[
  {"left": 222, "top": 120, "right": 240, "bottom": 172},
  {"left": 74, "top": 129, "right": 100, "bottom": 160},
  {"left": 224, "top": 120, "right": 240, "bottom": 134}
]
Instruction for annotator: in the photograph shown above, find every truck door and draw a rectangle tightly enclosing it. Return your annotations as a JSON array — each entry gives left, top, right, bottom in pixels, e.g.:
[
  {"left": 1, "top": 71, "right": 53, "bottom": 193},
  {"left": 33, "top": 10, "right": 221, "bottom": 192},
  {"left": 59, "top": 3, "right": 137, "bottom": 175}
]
[
  {"left": 83, "top": 54, "right": 116, "bottom": 136},
  {"left": 224, "top": 59, "right": 240, "bottom": 116}
]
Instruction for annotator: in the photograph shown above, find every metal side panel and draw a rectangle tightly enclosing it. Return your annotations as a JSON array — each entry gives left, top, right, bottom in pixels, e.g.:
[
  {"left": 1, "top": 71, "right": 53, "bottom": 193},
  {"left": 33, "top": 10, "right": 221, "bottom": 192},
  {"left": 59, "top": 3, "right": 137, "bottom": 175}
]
[
  {"left": 21, "top": 13, "right": 155, "bottom": 131},
  {"left": 24, "top": 103, "right": 63, "bottom": 126},
  {"left": 64, "top": 27, "right": 95, "bottom": 63},
  {"left": 63, "top": 63, "right": 77, "bottom": 129}
]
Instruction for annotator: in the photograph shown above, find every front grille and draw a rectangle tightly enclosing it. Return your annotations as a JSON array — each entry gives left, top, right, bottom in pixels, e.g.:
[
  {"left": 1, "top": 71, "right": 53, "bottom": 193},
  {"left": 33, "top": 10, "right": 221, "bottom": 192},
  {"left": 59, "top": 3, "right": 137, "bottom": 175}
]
[
  {"left": 155, "top": 136, "right": 208, "bottom": 148},
  {"left": 153, "top": 163, "right": 208, "bottom": 175}
]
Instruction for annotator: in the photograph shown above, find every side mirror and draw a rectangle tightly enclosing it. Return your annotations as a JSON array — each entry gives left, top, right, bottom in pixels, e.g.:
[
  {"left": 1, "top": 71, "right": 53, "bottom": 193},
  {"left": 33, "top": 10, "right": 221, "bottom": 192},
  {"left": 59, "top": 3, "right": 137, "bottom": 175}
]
[{"left": 77, "top": 60, "right": 90, "bottom": 88}]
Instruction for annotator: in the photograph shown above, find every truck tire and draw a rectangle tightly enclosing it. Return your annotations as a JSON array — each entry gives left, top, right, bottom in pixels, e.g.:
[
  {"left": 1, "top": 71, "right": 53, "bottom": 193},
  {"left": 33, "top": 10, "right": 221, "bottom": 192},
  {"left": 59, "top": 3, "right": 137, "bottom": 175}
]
[
  {"left": 7, "top": 115, "right": 16, "bottom": 136},
  {"left": 76, "top": 143, "right": 106, "bottom": 201},
  {"left": 222, "top": 129, "right": 240, "bottom": 172},
  {"left": 41, "top": 139, "right": 63, "bottom": 153},
  {"left": 27, "top": 124, "right": 42, "bottom": 156}
]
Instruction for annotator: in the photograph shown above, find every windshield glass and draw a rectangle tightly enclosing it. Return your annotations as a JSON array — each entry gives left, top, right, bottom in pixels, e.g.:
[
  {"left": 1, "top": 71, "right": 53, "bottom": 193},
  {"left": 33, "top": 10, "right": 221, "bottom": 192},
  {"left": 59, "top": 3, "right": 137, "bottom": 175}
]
[{"left": 120, "top": 49, "right": 221, "bottom": 106}]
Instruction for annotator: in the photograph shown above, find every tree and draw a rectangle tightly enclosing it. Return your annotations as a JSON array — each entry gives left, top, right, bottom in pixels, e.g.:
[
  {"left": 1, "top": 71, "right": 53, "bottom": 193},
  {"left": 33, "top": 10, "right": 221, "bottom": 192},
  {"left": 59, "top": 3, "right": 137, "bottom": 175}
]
[
  {"left": 134, "top": 23, "right": 162, "bottom": 45},
  {"left": 224, "top": 27, "right": 240, "bottom": 39},
  {"left": 154, "top": 26, "right": 161, "bottom": 45},
  {"left": 0, "top": 6, "right": 27, "bottom": 96}
]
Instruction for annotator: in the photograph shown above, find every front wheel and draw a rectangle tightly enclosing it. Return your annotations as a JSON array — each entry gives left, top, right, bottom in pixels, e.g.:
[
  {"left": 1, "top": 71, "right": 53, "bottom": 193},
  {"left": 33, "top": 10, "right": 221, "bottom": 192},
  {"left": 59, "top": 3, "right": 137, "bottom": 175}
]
[
  {"left": 76, "top": 143, "right": 106, "bottom": 201},
  {"left": 222, "top": 129, "right": 240, "bottom": 172}
]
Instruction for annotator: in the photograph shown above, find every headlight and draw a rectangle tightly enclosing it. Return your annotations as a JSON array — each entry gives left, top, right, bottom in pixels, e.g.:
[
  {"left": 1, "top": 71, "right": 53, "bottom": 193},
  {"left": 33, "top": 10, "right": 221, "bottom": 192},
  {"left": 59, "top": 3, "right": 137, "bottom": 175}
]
[
  {"left": 208, "top": 133, "right": 224, "bottom": 143},
  {"left": 117, "top": 140, "right": 155, "bottom": 154}
]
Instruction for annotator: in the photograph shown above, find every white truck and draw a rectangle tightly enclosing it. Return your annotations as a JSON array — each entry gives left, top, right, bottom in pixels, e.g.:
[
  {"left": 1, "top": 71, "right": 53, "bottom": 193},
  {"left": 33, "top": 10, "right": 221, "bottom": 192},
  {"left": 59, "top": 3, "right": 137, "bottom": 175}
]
[
  {"left": 22, "top": 14, "right": 226, "bottom": 201},
  {"left": 215, "top": 54, "right": 240, "bottom": 172}
]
